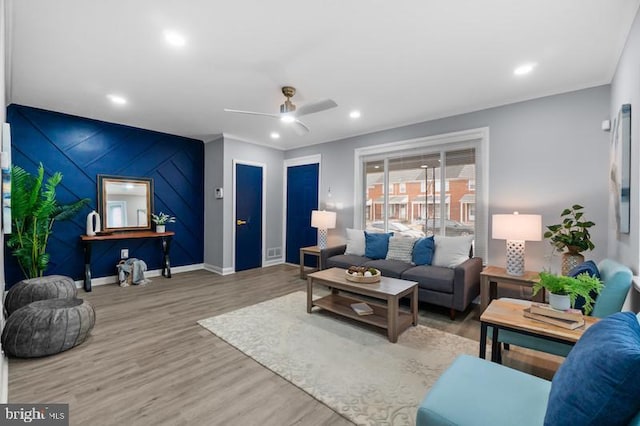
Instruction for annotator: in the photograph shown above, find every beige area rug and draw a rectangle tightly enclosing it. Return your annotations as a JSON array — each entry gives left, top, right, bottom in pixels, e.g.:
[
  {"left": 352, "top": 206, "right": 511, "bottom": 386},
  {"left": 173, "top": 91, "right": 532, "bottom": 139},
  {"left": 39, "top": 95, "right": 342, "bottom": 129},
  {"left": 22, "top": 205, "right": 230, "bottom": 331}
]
[{"left": 198, "top": 291, "right": 481, "bottom": 426}]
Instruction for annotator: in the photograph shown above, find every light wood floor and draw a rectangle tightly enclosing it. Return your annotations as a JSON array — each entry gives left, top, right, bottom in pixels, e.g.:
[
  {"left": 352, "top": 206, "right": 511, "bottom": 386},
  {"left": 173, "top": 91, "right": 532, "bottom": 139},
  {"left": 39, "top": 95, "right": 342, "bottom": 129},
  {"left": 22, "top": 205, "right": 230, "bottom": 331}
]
[{"left": 7, "top": 265, "right": 562, "bottom": 425}]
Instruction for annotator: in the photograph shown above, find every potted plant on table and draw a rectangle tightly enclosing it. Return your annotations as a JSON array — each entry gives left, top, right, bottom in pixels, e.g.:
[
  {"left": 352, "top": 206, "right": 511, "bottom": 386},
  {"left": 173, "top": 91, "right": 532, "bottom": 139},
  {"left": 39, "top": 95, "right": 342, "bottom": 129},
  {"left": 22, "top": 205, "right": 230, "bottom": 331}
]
[
  {"left": 543, "top": 204, "right": 595, "bottom": 275},
  {"left": 532, "top": 272, "right": 603, "bottom": 314},
  {"left": 151, "top": 212, "right": 176, "bottom": 233}
]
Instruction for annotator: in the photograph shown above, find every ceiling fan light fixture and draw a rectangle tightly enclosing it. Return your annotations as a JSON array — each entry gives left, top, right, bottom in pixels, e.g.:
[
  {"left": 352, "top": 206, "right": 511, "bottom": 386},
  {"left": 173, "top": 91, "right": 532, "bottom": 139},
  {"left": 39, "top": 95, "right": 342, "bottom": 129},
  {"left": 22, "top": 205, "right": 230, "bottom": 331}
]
[{"left": 280, "top": 115, "right": 296, "bottom": 123}]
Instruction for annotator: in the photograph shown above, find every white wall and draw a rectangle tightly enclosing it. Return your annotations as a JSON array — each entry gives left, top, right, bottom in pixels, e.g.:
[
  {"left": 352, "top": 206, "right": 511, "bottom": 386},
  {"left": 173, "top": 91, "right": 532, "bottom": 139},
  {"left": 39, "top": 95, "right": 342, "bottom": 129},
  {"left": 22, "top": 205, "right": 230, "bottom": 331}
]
[
  {"left": 610, "top": 8, "right": 640, "bottom": 311},
  {"left": 286, "top": 86, "right": 611, "bottom": 275},
  {"left": 1, "top": 0, "right": 9, "bottom": 404},
  {"left": 203, "top": 136, "right": 224, "bottom": 270}
]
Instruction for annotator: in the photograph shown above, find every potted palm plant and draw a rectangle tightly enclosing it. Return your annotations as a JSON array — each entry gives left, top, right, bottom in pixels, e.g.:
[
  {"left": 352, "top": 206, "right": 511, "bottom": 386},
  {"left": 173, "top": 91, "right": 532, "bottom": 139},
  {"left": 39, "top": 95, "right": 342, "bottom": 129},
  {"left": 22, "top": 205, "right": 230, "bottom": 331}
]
[
  {"left": 543, "top": 204, "right": 595, "bottom": 275},
  {"left": 151, "top": 212, "right": 176, "bottom": 233},
  {"left": 7, "top": 164, "right": 89, "bottom": 278},
  {"left": 532, "top": 272, "right": 603, "bottom": 314}
]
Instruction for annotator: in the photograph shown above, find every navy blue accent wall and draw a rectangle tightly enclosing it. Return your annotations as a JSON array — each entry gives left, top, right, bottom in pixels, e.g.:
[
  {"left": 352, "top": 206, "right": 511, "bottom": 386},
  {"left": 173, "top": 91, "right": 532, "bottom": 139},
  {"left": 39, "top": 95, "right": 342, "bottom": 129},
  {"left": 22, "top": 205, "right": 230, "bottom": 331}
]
[{"left": 5, "top": 105, "right": 205, "bottom": 288}]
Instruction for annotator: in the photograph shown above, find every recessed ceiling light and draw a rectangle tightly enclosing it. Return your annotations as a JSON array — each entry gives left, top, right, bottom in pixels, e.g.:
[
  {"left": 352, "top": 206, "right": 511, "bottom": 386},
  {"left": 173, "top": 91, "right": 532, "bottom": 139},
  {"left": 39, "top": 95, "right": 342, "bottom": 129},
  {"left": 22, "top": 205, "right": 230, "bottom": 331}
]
[
  {"left": 280, "top": 115, "right": 295, "bottom": 123},
  {"left": 514, "top": 62, "right": 537, "bottom": 76},
  {"left": 270, "top": 132, "right": 280, "bottom": 139},
  {"left": 374, "top": 165, "right": 380, "bottom": 169},
  {"left": 107, "top": 94, "right": 127, "bottom": 105},
  {"left": 164, "top": 30, "right": 186, "bottom": 47},
  {"left": 349, "top": 110, "right": 361, "bottom": 119}
]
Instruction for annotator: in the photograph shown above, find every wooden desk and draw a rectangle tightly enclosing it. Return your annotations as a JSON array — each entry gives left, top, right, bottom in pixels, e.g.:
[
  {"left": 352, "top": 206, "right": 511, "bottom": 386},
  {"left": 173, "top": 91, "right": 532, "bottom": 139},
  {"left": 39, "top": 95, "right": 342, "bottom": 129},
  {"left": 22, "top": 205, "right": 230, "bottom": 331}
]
[
  {"left": 480, "top": 266, "right": 542, "bottom": 313},
  {"left": 299, "top": 245, "right": 322, "bottom": 279},
  {"left": 479, "top": 299, "right": 598, "bottom": 362},
  {"left": 80, "top": 231, "right": 174, "bottom": 292}
]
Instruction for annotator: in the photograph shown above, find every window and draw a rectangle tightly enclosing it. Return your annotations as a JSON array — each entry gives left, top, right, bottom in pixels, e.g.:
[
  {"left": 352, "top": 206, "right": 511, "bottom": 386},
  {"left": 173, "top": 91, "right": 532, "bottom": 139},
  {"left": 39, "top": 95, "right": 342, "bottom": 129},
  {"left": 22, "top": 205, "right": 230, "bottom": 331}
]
[{"left": 356, "top": 128, "right": 488, "bottom": 259}]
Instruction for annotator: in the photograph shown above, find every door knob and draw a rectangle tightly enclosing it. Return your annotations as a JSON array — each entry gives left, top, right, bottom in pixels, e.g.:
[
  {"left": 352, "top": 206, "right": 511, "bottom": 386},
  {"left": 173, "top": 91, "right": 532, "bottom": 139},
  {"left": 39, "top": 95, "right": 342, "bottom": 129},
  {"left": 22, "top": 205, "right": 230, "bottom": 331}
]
[{"left": 237, "top": 219, "right": 247, "bottom": 226}]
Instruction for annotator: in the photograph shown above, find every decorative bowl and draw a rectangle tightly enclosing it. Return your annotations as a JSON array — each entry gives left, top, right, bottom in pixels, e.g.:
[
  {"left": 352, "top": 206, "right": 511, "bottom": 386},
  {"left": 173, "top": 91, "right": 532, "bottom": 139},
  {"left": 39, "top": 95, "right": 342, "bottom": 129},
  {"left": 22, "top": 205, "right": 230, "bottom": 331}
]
[{"left": 345, "top": 267, "right": 382, "bottom": 283}]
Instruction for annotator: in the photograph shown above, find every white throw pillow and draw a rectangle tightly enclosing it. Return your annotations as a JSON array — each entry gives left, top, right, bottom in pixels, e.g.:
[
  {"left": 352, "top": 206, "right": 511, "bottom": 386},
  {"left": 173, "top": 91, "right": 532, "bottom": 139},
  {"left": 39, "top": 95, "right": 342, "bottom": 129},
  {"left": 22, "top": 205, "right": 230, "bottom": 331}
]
[
  {"left": 386, "top": 236, "right": 416, "bottom": 263},
  {"left": 431, "top": 235, "right": 473, "bottom": 268},
  {"left": 344, "top": 228, "right": 366, "bottom": 256}
]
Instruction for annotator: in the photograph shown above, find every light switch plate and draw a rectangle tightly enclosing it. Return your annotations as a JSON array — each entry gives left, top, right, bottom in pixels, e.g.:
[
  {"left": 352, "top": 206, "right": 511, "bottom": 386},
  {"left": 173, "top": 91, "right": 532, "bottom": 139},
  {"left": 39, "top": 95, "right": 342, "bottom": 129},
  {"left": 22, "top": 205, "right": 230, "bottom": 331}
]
[{"left": 121, "top": 248, "right": 129, "bottom": 259}]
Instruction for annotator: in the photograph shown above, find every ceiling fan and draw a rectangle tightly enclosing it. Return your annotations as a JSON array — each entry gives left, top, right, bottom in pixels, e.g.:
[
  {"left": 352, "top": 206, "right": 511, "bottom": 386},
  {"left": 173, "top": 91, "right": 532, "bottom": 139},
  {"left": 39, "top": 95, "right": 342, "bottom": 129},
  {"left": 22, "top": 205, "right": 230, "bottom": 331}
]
[{"left": 224, "top": 86, "right": 337, "bottom": 135}]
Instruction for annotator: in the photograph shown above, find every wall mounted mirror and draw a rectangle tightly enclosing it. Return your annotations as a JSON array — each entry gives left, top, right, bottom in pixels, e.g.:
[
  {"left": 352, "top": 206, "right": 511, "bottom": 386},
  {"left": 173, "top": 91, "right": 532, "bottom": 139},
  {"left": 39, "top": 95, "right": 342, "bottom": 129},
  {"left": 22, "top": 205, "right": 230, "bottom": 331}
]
[{"left": 97, "top": 175, "right": 153, "bottom": 232}]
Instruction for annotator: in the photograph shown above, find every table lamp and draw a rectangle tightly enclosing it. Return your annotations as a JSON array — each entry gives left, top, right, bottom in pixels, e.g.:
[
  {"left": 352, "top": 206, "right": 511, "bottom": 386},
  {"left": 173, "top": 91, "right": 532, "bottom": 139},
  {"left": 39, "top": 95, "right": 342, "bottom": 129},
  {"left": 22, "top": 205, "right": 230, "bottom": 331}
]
[
  {"left": 492, "top": 212, "right": 542, "bottom": 276},
  {"left": 311, "top": 210, "right": 337, "bottom": 249}
]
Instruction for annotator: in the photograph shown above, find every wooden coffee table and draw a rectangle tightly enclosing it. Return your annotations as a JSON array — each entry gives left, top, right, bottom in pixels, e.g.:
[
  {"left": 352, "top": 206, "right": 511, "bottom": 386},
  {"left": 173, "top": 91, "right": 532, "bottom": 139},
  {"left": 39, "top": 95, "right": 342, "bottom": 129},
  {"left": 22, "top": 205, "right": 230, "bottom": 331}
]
[
  {"left": 306, "top": 268, "right": 418, "bottom": 343},
  {"left": 480, "top": 299, "right": 599, "bottom": 362}
]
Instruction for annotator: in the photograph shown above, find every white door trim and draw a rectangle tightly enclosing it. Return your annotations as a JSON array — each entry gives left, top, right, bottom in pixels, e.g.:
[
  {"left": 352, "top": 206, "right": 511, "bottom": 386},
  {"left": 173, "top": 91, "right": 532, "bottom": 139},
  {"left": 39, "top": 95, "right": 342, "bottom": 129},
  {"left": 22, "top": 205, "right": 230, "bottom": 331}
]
[
  {"left": 232, "top": 159, "right": 267, "bottom": 272},
  {"left": 283, "top": 154, "right": 321, "bottom": 262}
]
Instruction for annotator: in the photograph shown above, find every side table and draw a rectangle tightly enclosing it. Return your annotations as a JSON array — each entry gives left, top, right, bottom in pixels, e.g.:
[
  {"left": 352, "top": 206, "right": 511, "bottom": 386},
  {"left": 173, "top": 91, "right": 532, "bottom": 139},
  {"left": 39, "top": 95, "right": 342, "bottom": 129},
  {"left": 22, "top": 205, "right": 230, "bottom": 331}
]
[
  {"left": 480, "top": 266, "right": 542, "bottom": 313},
  {"left": 299, "top": 246, "right": 321, "bottom": 279}
]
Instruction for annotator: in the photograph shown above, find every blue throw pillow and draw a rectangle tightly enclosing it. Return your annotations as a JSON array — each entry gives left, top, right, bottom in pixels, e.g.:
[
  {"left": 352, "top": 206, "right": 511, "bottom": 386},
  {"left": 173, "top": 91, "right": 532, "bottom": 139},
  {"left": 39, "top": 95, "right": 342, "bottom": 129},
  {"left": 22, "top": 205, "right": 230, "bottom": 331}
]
[
  {"left": 568, "top": 260, "right": 601, "bottom": 279},
  {"left": 412, "top": 236, "right": 435, "bottom": 265},
  {"left": 568, "top": 260, "right": 601, "bottom": 313},
  {"left": 364, "top": 232, "right": 392, "bottom": 260},
  {"left": 544, "top": 312, "right": 640, "bottom": 426}
]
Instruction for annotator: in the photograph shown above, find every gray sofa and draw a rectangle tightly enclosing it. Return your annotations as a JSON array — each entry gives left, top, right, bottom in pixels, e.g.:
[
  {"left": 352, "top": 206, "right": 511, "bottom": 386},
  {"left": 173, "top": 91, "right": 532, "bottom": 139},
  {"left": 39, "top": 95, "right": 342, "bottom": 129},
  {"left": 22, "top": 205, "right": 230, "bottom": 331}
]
[{"left": 320, "top": 244, "right": 482, "bottom": 319}]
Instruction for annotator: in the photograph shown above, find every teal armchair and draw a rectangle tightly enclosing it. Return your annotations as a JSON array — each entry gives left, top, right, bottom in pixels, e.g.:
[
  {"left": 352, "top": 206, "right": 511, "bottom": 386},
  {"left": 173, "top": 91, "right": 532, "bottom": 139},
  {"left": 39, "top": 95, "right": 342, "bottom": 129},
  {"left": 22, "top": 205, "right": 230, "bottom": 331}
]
[{"left": 496, "top": 258, "right": 633, "bottom": 357}]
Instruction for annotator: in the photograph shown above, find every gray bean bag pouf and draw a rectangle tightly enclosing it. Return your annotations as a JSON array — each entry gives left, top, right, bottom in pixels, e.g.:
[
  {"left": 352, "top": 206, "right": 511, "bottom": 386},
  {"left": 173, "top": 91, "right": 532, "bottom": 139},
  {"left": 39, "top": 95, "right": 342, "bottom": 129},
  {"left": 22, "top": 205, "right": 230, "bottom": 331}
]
[
  {"left": 4, "top": 275, "right": 77, "bottom": 316},
  {"left": 1, "top": 298, "right": 95, "bottom": 358}
]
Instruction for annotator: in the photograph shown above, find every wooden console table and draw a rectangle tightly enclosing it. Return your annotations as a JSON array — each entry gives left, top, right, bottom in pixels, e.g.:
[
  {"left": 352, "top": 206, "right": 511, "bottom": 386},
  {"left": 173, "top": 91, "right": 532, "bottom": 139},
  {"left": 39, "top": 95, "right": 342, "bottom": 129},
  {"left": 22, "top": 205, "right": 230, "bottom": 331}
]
[{"left": 80, "top": 231, "right": 174, "bottom": 292}]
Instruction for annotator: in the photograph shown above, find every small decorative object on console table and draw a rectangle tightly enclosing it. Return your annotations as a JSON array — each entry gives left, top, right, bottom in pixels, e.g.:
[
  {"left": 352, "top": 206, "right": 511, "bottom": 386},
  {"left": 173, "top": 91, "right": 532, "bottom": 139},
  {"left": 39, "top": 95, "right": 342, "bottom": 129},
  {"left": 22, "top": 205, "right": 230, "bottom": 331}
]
[
  {"left": 86, "top": 210, "right": 101, "bottom": 236},
  {"left": 491, "top": 212, "right": 542, "bottom": 276},
  {"left": 543, "top": 204, "right": 595, "bottom": 275},
  {"left": 151, "top": 211, "right": 176, "bottom": 233},
  {"left": 311, "top": 210, "right": 336, "bottom": 249},
  {"left": 532, "top": 271, "right": 603, "bottom": 314}
]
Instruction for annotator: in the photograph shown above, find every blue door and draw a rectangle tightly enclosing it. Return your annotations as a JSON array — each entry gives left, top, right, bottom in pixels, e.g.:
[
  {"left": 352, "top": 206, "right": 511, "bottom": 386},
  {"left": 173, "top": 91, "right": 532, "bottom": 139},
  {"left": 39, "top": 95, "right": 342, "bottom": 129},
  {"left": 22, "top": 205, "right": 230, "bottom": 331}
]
[
  {"left": 286, "top": 163, "right": 319, "bottom": 265},
  {"left": 235, "top": 163, "right": 263, "bottom": 271}
]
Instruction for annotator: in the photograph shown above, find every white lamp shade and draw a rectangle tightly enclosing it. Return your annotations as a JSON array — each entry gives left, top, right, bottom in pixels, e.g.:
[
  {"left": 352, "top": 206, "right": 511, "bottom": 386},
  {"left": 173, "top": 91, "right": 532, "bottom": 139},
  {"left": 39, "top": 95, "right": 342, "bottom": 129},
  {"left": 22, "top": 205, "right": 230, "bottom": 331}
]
[
  {"left": 492, "top": 213, "right": 542, "bottom": 241},
  {"left": 311, "top": 210, "right": 337, "bottom": 230}
]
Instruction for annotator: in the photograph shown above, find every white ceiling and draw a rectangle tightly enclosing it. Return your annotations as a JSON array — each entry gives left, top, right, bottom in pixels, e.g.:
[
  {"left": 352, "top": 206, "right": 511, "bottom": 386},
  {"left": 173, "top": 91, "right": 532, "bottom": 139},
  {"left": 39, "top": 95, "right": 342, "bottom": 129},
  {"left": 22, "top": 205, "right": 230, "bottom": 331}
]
[{"left": 6, "top": 0, "right": 639, "bottom": 150}]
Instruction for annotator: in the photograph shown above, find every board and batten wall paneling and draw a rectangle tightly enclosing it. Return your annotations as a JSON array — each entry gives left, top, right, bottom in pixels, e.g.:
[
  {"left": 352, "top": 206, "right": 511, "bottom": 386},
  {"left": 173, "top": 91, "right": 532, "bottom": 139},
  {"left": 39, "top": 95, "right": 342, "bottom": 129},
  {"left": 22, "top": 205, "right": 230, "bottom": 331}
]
[{"left": 4, "top": 104, "right": 204, "bottom": 288}]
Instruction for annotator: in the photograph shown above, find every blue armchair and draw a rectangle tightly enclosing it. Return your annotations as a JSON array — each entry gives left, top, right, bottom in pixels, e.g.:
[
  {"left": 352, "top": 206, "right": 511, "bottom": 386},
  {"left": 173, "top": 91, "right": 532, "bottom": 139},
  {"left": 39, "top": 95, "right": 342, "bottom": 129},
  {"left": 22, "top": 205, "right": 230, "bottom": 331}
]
[
  {"left": 495, "top": 258, "right": 632, "bottom": 358},
  {"left": 417, "top": 312, "right": 640, "bottom": 426}
]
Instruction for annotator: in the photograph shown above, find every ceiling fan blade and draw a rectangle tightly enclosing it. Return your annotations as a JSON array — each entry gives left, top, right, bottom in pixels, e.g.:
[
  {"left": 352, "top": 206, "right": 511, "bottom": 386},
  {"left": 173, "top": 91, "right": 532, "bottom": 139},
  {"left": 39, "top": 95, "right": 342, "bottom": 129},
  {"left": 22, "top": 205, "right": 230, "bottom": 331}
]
[
  {"left": 295, "top": 99, "right": 338, "bottom": 117},
  {"left": 292, "top": 119, "right": 310, "bottom": 136},
  {"left": 223, "top": 109, "right": 280, "bottom": 119}
]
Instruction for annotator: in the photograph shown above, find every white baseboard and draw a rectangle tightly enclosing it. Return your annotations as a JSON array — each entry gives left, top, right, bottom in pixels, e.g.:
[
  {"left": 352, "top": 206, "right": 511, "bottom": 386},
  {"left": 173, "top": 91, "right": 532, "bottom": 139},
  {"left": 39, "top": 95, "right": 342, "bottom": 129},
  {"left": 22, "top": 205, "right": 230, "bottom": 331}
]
[
  {"left": 203, "top": 264, "right": 235, "bottom": 276},
  {"left": 73, "top": 263, "right": 206, "bottom": 288},
  {"left": 263, "top": 258, "right": 284, "bottom": 267}
]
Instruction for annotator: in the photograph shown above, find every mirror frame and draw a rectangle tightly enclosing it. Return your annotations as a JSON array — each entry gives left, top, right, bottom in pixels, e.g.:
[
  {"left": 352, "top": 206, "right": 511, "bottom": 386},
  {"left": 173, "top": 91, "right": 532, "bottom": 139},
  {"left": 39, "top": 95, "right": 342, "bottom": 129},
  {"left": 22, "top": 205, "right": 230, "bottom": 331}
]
[{"left": 97, "top": 175, "right": 154, "bottom": 232}]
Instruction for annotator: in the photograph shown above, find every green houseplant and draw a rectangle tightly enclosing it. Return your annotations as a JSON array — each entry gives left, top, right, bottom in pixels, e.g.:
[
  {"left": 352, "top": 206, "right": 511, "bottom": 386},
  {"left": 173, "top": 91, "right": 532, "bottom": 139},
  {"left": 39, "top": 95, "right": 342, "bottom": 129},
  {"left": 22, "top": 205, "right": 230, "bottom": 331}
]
[
  {"left": 7, "top": 164, "right": 89, "bottom": 278},
  {"left": 532, "top": 272, "right": 603, "bottom": 314},
  {"left": 151, "top": 211, "right": 176, "bottom": 233},
  {"left": 543, "top": 204, "right": 595, "bottom": 274}
]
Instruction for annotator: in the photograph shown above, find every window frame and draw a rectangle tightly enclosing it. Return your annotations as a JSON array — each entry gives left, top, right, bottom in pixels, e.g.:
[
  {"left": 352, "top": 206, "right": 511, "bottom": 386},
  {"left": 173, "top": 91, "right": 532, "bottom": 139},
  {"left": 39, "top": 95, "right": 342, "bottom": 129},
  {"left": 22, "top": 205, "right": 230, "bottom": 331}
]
[{"left": 354, "top": 127, "right": 489, "bottom": 261}]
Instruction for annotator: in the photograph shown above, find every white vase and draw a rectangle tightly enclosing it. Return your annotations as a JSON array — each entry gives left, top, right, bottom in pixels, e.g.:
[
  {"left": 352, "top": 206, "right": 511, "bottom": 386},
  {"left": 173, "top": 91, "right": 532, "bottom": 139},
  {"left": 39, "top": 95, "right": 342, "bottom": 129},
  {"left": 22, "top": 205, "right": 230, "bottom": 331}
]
[
  {"left": 86, "top": 210, "right": 101, "bottom": 236},
  {"left": 156, "top": 224, "right": 165, "bottom": 233},
  {"left": 549, "top": 292, "right": 571, "bottom": 311}
]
